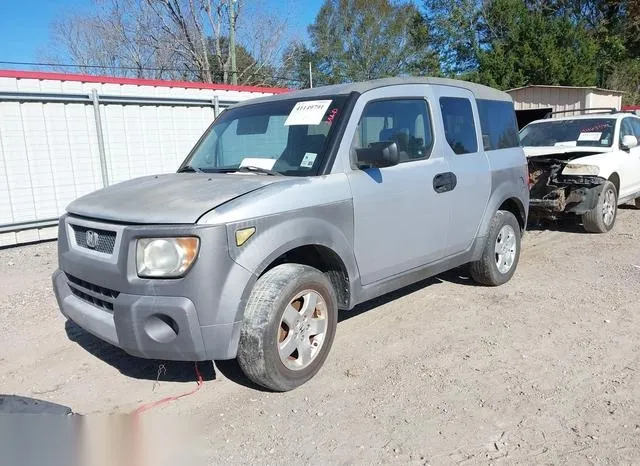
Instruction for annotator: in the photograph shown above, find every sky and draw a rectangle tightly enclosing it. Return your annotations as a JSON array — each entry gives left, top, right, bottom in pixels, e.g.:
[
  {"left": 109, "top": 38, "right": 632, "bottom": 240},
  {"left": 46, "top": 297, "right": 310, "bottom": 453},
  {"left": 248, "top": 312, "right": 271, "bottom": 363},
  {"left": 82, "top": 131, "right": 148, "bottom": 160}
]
[{"left": 0, "top": 0, "right": 323, "bottom": 69}]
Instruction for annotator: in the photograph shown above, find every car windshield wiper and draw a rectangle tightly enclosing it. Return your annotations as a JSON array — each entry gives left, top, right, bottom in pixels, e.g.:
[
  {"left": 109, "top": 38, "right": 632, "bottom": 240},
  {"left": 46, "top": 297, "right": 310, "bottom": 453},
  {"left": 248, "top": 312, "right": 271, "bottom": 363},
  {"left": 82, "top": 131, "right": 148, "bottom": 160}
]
[
  {"left": 177, "top": 165, "right": 205, "bottom": 173},
  {"left": 234, "top": 166, "right": 280, "bottom": 176}
]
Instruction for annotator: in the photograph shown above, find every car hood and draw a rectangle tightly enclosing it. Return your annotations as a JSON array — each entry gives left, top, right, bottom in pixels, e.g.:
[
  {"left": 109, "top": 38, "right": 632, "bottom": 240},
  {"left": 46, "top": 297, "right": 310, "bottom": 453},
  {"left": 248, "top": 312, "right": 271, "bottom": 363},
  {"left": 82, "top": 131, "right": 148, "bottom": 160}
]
[
  {"left": 524, "top": 146, "right": 611, "bottom": 159},
  {"left": 66, "top": 173, "right": 286, "bottom": 224}
]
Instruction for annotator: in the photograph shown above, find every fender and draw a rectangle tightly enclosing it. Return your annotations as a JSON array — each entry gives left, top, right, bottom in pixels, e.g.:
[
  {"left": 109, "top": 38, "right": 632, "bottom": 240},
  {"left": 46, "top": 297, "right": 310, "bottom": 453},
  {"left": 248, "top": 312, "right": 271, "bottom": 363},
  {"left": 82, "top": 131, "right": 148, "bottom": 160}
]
[
  {"left": 472, "top": 171, "right": 528, "bottom": 261},
  {"left": 225, "top": 201, "right": 359, "bottom": 321}
]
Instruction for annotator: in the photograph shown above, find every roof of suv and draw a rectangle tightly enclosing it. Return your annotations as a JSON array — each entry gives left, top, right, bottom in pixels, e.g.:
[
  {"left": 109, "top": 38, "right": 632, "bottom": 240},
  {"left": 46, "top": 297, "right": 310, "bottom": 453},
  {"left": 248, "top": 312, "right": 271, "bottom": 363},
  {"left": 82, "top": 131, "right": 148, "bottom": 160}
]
[{"left": 232, "top": 77, "right": 512, "bottom": 108}]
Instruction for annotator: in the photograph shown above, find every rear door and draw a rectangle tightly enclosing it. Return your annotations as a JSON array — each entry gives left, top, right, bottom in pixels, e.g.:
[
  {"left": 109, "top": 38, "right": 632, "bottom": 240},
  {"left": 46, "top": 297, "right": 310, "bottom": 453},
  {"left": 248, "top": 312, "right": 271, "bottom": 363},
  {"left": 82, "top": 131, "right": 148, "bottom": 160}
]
[
  {"left": 344, "top": 85, "right": 451, "bottom": 285},
  {"left": 431, "top": 86, "right": 492, "bottom": 255}
]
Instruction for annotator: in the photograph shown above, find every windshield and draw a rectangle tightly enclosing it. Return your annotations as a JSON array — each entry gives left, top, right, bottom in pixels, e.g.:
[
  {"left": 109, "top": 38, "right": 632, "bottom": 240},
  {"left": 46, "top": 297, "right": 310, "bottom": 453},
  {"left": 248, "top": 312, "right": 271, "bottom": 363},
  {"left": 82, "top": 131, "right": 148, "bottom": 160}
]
[
  {"left": 182, "top": 96, "right": 349, "bottom": 176},
  {"left": 520, "top": 118, "right": 616, "bottom": 148}
]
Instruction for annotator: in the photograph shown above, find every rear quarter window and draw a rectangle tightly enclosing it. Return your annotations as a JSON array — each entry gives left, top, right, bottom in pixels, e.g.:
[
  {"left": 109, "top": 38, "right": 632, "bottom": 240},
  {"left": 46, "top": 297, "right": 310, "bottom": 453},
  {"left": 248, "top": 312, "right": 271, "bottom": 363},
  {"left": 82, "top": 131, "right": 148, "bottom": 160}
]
[{"left": 477, "top": 100, "right": 520, "bottom": 151}]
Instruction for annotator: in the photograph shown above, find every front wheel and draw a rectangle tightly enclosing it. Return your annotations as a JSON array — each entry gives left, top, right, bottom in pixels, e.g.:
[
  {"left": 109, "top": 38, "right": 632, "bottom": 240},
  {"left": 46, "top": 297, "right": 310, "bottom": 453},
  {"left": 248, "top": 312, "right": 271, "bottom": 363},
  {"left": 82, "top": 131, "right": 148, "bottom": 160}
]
[
  {"left": 469, "top": 210, "right": 521, "bottom": 286},
  {"left": 582, "top": 181, "right": 617, "bottom": 233},
  {"left": 237, "top": 264, "right": 338, "bottom": 392}
]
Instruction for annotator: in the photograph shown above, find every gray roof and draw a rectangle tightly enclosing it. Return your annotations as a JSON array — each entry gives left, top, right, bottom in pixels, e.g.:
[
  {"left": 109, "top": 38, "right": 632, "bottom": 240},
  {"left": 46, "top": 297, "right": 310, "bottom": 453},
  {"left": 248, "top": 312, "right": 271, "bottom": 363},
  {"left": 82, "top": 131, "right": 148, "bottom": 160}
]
[{"left": 232, "top": 77, "right": 512, "bottom": 108}]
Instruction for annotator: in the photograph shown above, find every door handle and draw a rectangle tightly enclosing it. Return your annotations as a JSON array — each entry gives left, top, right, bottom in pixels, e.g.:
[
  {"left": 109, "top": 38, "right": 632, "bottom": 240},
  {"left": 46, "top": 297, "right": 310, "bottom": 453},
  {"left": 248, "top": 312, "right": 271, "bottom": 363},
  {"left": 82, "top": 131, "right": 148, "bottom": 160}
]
[{"left": 433, "top": 172, "right": 457, "bottom": 193}]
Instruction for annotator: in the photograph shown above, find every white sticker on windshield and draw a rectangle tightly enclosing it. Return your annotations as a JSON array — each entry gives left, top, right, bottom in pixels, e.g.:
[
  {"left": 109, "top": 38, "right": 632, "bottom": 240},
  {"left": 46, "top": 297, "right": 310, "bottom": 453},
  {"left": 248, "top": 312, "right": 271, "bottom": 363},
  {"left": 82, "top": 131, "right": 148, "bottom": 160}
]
[
  {"left": 578, "top": 132, "right": 602, "bottom": 142},
  {"left": 285, "top": 100, "right": 332, "bottom": 126},
  {"left": 239, "top": 158, "right": 276, "bottom": 170},
  {"left": 300, "top": 152, "right": 317, "bottom": 168}
]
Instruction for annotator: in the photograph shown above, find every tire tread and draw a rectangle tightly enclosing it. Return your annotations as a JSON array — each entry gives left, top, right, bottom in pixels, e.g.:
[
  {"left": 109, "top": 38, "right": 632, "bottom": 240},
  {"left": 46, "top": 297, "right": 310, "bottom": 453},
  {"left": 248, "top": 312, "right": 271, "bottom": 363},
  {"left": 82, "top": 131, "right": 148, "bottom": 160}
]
[
  {"left": 469, "top": 210, "right": 521, "bottom": 286},
  {"left": 582, "top": 181, "right": 617, "bottom": 233},
  {"left": 237, "top": 264, "right": 337, "bottom": 391}
]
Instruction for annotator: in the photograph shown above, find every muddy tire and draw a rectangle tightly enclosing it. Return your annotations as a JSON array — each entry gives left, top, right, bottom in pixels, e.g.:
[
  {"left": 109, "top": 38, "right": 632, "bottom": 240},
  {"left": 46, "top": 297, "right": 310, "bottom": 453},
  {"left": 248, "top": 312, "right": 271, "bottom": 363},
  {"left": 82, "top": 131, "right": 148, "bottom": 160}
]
[
  {"left": 582, "top": 181, "right": 617, "bottom": 233},
  {"left": 469, "top": 210, "right": 521, "bottom": 286},
  {"left": 237, "top": 264, "right": 338, "bottom": 392}
]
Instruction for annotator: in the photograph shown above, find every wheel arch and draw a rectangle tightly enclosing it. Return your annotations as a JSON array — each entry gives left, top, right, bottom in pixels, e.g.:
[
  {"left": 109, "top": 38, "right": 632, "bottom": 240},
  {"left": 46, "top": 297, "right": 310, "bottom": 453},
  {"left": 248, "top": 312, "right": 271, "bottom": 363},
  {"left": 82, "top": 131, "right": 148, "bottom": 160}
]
[
  {"left": 228, "top": 213, "right": 360, "bottom": 320},
  {"left": 608, "top": 172, "right": 620, "bottom": 195},
  {"left": 498, "top": 197, "right": 527, "bottom": 231},
  {"left": 261, "top": 244, "right": 351, "bottom": 310}
]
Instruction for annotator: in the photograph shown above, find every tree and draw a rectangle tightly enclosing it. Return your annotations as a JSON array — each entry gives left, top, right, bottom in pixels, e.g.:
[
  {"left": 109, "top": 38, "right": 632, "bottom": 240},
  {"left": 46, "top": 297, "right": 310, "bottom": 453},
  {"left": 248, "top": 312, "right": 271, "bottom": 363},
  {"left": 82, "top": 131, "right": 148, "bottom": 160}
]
[
  {"left": 608, "top": 59, "right": 640, "bottom": 106},
  {"left": 46, "top": 0, "right": 297, "bottom": 85},
  {"left": 416, "top": 0, "right": 601, "bottom": 89},
  {"left": 307, "top": 0, "right": 438, "bottom": 85},
  {"left": 416, "top": 0, "right": 482, "bottom": 77},
  {"left": 278, "top": 41, "right": 316, "bottom": 89},
  {"left": 46, "top": 0, "right": 181, "bottom": 80},
  {"left": 475, "top": 0, "right": 599, "bottom": 89}
]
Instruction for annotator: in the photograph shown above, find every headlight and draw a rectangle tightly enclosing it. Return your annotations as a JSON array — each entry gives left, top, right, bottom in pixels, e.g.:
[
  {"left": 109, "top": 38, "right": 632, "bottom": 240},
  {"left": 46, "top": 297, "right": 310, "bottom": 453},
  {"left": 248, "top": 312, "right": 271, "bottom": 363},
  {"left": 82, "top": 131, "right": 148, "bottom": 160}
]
[
  {"left": 136, "top": 237, "right": 200, "bottom": 278},
  {"left": 562, "top": 164, "right": 600, "bottom": 176}
]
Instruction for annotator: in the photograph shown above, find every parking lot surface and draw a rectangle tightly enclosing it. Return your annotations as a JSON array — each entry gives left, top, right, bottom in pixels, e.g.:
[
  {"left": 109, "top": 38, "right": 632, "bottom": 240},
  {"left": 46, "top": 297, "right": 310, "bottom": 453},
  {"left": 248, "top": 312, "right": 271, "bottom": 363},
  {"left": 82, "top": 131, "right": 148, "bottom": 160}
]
[{"left": 1, "top": 209, "right": 639, "bottom": 464}]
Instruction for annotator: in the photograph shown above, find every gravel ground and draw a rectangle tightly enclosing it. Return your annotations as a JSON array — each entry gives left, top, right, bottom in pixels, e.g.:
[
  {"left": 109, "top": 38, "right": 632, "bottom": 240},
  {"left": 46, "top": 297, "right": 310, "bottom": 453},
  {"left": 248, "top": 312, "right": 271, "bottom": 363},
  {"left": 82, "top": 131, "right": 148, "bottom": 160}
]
[{"left": 1, "top": 208, "right": 639, "bottom": 465}]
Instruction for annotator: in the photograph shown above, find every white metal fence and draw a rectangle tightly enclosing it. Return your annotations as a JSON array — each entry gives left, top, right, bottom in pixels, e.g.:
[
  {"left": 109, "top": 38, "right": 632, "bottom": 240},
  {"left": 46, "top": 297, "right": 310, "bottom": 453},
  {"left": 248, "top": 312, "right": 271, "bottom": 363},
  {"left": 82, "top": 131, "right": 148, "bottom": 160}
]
[{"left": 0, "top": 70, "right": 285, "bottom": 246}]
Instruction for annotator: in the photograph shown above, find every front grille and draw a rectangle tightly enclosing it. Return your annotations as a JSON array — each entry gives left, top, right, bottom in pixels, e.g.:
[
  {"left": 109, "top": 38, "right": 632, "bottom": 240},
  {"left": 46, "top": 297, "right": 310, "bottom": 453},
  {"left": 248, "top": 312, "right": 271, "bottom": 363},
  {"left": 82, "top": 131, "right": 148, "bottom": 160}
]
[
  {"left": 71, "top": 224, "right": 117, "bottom": 254},
  {"left": 66, "top": 274, "right": 119, "bottom": 311}
]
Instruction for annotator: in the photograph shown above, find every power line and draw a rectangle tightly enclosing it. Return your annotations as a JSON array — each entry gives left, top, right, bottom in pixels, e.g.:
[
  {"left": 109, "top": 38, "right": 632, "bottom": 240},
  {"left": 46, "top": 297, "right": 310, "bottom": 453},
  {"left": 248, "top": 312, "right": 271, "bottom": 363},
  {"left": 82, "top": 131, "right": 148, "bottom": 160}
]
[
  {"left": 0, "top": 60, "right": 306, "bottom": 84},
  {"left": 0, "top": 60, "right": 180, "bottom": 72}
]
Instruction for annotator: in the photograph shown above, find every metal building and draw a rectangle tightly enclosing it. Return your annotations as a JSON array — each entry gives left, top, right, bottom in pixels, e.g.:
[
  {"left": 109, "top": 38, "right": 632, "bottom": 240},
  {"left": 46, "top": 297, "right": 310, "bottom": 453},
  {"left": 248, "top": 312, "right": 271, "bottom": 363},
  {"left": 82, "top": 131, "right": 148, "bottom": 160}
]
[
  {"left": 0, "top": 70, "right": 287, "bottom": 247},
  {"left": 507, "top": 85, "right": 624, "bottom": 129}
]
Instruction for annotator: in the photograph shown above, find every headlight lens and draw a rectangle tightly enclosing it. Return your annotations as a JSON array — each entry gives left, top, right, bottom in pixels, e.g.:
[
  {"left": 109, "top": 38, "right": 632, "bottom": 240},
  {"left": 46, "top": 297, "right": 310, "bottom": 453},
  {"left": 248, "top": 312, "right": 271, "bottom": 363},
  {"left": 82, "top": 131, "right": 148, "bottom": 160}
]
[
  {"left": 136, "top": 237, "right": 200, "bottom": 278},
  {"left": 562, "top": 164, "right": 600, "bottom": 176}
]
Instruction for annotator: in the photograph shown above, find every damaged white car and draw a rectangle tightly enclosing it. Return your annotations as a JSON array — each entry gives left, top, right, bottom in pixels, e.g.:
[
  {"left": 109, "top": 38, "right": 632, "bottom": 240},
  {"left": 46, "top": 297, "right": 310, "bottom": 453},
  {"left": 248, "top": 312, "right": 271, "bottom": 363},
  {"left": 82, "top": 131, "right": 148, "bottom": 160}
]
[{"left": 521, "top": 111, "right": 640, "bottom": 232}]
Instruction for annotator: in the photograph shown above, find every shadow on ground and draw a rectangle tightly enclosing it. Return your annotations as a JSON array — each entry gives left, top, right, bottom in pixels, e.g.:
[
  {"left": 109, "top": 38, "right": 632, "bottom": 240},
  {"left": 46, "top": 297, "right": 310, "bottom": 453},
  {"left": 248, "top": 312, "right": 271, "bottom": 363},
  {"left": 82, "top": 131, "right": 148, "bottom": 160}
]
[
  {"left": 526, "top": 215, "right": 586, "bottom": 233},
  {"left": 213, "top": 360, "right": 272, "bottom": 392},
  {"left": 64, "top": 320, "right": 216, "bottom": 383},
  {"left": 527, "top": 203, "right": 639, "bottom": 233},
  {"left": 66, "top": 266, "right": 481, "bottom": 390}
]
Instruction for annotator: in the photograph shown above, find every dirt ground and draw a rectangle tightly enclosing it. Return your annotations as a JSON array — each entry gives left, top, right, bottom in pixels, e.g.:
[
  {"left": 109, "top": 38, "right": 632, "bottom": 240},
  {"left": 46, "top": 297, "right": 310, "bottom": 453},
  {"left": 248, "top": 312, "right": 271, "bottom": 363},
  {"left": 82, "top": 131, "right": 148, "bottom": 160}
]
[{"left": 1, "top": 207, "right": 639, "bottom": 465}]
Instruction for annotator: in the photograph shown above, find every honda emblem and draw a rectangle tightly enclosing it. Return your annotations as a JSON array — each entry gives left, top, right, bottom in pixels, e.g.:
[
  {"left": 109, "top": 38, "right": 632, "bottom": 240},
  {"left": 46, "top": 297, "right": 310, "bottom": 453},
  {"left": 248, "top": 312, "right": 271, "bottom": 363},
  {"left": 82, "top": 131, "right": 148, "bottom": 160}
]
[{"left": 86, "top": 230, "right": 99, "bottom": 249}]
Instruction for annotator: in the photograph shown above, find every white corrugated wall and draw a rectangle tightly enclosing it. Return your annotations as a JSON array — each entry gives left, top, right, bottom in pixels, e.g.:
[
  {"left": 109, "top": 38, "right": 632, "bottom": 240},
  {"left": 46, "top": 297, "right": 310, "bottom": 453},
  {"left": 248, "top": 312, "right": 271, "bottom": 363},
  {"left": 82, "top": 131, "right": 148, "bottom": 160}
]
[
  {"left": 0, "top": 72, "right": 284, "bottom": 246},
  {"left": 509, "top": 86, "right": 624, "bottom": 114},
  {"left": 509, "top": 87, "right": 586, "bottom": 113},
  {"left": 586, "top": 91, "right": 623, "bottom": 110}
]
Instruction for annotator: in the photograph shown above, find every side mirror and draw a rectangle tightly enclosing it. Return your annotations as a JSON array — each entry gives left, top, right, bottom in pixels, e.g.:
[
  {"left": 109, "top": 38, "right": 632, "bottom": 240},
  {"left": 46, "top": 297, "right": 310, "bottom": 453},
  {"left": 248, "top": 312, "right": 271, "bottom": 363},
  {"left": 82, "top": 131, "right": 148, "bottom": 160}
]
[
  {"left": 355, "top": 142, "right": 399, "bottom": 168},
  {"left": 622, "top": 135, "right": 638, "bottom": 151}
]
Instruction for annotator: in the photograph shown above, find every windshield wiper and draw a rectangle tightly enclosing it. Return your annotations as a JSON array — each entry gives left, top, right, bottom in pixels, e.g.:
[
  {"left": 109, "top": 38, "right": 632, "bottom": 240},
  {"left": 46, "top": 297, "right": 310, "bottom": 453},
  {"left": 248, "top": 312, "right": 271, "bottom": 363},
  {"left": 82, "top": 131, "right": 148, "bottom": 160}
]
[
  {"left": 234, "top": 166, "right": 280, "bottom": 176},
  {"left": 177, "top": 165, "right": 204, "bottom": 173}
]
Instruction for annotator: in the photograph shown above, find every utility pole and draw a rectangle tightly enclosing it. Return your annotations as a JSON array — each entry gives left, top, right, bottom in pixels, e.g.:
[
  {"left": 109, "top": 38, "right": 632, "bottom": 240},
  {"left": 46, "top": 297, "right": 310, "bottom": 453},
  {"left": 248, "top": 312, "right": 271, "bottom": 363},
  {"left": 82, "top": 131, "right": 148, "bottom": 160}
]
[
  {"left": 229, "top": 0, "right": 238, "bottom": 85},
  {"left": 309, "top": 62, "right": 313, "bottom": 88}
]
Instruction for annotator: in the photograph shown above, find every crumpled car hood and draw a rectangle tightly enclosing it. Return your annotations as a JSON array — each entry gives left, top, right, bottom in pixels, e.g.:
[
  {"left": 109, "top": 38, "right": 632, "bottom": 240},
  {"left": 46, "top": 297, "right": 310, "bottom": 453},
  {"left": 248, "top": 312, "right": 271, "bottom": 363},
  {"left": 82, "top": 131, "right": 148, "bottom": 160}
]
[
  {"left": 524, "top": 146, "right": 611, "bottom": 159},
  {"left": 66, "top": 173, "right": 285, "bottom": 224}
]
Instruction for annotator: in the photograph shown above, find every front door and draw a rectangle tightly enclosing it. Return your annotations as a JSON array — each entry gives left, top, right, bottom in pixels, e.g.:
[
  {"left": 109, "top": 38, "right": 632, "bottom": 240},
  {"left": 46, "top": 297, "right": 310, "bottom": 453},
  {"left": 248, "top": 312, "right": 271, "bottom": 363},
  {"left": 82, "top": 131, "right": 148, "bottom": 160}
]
[{"left": 344, "top": 86, "right": 452, "bottom": 285}]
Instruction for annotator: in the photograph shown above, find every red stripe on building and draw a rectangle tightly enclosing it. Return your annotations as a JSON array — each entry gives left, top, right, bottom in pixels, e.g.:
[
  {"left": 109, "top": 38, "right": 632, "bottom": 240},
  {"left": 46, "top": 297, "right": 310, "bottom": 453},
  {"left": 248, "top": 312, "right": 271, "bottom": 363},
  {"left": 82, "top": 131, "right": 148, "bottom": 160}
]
[{"left": 0, "top": 69, "right": 290, "bottom": 94}]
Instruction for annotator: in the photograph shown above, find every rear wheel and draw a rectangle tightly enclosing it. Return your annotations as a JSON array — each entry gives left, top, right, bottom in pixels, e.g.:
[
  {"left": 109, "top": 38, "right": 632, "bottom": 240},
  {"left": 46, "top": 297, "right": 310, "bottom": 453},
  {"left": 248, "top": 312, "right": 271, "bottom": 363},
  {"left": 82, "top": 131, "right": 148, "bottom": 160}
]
[
  {"left": 582, "top": 181, "right": 617, "bottom": 233},
  {"left": 635, "top": 197, "right": 640, "bottom": 209},
  {"left": 237, "top": 264, "right": 338, "bottom": 392},
  {"left": 469, "top": 210, "right": 521, "bottom": 286}
]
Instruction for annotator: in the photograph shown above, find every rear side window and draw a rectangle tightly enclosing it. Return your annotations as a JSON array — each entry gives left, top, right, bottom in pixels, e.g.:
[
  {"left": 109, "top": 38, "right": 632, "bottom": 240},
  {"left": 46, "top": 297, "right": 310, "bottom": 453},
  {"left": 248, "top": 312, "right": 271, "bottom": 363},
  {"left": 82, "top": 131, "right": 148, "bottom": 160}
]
[
  {"left": 440, "top": 97, "right": 478, "bottom": 154},
  {"left": 477, "top": 100, "right": 520, "bottom": 150},
  {"left": 354, "top": 99, "right": 434, "bottom": 162}
]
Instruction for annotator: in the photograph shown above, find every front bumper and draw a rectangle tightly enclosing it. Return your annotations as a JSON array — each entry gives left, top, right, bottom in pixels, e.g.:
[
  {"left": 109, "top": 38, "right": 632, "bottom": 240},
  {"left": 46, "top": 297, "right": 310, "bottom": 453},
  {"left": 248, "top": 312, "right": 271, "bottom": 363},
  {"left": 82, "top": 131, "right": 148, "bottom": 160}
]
[
  {"left": 52, "top": 215, "right": 255, "bottom": 361},
  {"left": 529, "top": 183, "right": 605, "bottom": 215},
  {"left": 53, "top": 269, "right": 214, "bottom": 360}
]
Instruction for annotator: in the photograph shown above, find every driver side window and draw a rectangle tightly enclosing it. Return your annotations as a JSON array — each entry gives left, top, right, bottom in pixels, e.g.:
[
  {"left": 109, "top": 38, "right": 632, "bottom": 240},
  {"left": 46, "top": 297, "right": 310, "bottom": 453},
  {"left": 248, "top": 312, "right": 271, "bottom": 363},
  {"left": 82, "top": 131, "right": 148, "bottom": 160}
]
[
  {"left": 352, "top": 99, "right": 433, "bottom": 163},
  {"left": 629, "top": 118, "right": 640, "bottom": 141}
]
